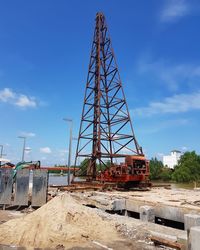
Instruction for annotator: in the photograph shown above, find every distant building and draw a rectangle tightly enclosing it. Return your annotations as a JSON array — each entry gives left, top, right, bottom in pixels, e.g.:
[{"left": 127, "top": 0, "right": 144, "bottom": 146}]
[{"left": 163, "top": 150, "right": 182, "bottom": 169}]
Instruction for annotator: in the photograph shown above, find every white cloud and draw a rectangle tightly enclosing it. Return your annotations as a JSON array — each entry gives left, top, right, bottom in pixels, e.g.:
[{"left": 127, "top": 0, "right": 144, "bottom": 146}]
[
  {"left": 20, "top": 131, "right": 36, "bottom": 137},
  {"left": 121, "top": 147, "right": 135, "bottom": 154},
  {"left": 40, "top": 147, "right": 52, "bottom": 154},
  {"left": 25, "top": 147, "right": 31, "bottom": 150},
  {"left": 181, "top": 146, "right": 188, "bottom": 152},
  {"left": 132, "top": 91, "right": 200, "bottom": 116},
  {"left": 25, "top": 147, "right": 32, "bottom": 154},
  {"left": 58, "top": 149, "right": 68, "bottom": 156},
  {"left": 0, "top": 87, "right": 38, "bottom": 108},
  {"left": 156, "top": 152, "right": 164, "bottom": 160},
  {"left": 0, "top": 88, "right": 15, "bottom": 102},
  {"left": 59, "top": 149, "right": 68, "bottom": 153},
  {"left": 15, "top": 95, "right": 36, "bottom": 108},
  {"left": 160, "top": 0, "right": 190, "bottom": 22},
  {"left": 60, "top": 158, "right": 67, "bottom": 163},
  {"left": 138, "top": 57, "right": 200, "bottom": 91}
]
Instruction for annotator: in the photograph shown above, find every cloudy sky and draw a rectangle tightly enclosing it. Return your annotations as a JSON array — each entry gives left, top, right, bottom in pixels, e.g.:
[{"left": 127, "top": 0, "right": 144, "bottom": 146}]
[{"left": 0, "top": 0, "right": 200, "bottom": 165}]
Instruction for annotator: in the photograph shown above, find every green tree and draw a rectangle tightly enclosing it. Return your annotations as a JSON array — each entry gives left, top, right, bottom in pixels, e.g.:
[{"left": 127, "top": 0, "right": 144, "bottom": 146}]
[
  {"left": 160, "top": 167, "right": 172, "bottom": 181},
  {"left": 97, "top": 161, "right": 110, "bottom": 172},
  {"left": 78, "top": 158, "right": 109, "bottom": 176},
  {"left": 172, "top": 151, "right": 200, "bottom": 182},
  {"left": 149, "top": 157, "right": 164, "bottom": 180},
  {"left": 79, "top": 158, "right": 90, "bottom": 175}
]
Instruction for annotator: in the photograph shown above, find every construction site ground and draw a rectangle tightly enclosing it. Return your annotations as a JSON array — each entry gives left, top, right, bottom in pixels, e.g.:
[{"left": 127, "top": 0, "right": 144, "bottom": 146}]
[
  {"left": 71, "top": 187, "right": 200, "bottom": 214},
  {"left": 1, "top": 187, "right": 199, "bottom": 249}
]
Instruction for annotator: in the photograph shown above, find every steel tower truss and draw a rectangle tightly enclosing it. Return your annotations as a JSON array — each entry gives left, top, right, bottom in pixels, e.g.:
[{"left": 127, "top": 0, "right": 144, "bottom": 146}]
[{"left": 75, "top": 13, "right": 143, "bottom": 179}]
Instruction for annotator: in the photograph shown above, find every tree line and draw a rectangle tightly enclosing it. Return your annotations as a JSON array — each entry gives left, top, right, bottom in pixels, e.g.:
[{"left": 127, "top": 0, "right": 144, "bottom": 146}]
[
  {"left": 50, "top": 151, "right": 200, "bottom": 183},
  {"left": 150, "top": 151, "right": 200, "bottom": 183}
]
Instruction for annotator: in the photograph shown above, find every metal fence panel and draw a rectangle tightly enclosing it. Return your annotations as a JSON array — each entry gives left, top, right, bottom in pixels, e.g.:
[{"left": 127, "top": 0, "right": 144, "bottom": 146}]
[
  {"left": 0, "top": 169, "right": 13, "bottom": 205},
  {"left": 14, "top": 169, "right": 30, "bottom": 206},
  {"left": 32, "top": 169, "right": 48, "bottom": 206}
]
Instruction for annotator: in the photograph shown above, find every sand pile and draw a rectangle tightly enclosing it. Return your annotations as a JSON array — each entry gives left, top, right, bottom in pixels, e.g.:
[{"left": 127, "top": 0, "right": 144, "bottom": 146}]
[{"left": 0, "top": 194, "right": 119, "bottom": 249}]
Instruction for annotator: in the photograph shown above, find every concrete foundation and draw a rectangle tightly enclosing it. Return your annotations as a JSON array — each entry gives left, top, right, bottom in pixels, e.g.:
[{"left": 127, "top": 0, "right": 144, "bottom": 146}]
[
  {"left": 71, "top": 189, "right": 200, "bottom": 248},
  {"left": 140, "top": 205, "right": 155, "bottom": 222},
  {"left": 188, "top": 226, "right": 200, "bottom": 250},
  {"left": 72, "top": 188, "right": 200, "bottom": 228},
  {"left": 184, "top": 214, "right": 200, "bottom": 231}
]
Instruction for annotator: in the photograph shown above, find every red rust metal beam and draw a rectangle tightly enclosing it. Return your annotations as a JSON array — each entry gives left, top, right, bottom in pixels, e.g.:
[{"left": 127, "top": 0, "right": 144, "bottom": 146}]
[{"left": 74, "top": 12, "right": 144, "bottom": 180}]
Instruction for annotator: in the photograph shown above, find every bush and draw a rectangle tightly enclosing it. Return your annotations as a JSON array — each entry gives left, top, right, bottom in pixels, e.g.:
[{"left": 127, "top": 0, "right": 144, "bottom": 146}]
[
  {"left": 172, "top": 151, "right": 200, "bottom": 182},
  {"left": 149, "top": 157, "right": 164, "bottom": 180},
  {"left": 160, "top": 167, "right": 172, "bottom": 181}
]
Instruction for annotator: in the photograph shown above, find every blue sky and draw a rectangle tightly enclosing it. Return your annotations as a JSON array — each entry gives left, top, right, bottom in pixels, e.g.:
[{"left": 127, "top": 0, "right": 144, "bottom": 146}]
[{"left": 0, "top": 0, "right": 200, "bottom": 165}]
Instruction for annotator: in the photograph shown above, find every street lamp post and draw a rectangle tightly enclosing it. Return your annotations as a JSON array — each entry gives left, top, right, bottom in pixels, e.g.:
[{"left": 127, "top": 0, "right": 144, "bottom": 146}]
[
  {"left": 63, "top": 118, "right": 73, "bottom": 185},
  {"left": 72, "top": 137, "right": 79, "bottom": 165},
  {"left": 0, "top": 145, "right": 3, "bottom": 158},
  {"left": 18, "top": 136, "right": 26, "bottom": 162},
  {"left": 0, "top": 145, "right": 3, "bottom": 167}
]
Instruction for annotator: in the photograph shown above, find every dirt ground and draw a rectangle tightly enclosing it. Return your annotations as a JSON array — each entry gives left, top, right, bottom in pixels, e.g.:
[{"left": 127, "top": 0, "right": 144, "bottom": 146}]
[
  {"left": 0, "top": 193, "right": 184, "bottom": 250},
  {"left": 0, "top": 210, "right": 22, "bottom": 225}
]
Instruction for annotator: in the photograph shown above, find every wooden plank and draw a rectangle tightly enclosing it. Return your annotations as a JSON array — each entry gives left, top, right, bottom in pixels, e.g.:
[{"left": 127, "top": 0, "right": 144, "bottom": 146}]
[
  {"left": 14, "top": 169, "right": 30, "bottom": 206},
  {"left": 32, "top": 169, "right": 48, "bottom": 207},
  {"left": 151, "top": 236, "right": 183, "bottom": 250},
  {"left": 0, "top": 169, "right": 13, "bottom": 205}
]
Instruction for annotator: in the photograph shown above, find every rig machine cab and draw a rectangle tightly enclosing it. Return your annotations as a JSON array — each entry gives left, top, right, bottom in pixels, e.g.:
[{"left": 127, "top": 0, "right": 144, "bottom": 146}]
[{"left": 96, "top": 155, "right": 150, "bottom": 188}]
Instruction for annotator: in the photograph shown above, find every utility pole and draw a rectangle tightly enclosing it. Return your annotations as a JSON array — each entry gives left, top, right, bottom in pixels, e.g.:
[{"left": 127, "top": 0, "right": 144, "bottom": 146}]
[
  {"left": 0, "top": 145, "right": 4, "bottom": 166},
  {"left": 63, "top": 118, "right": 73, "bottom": 185},
  {"left": 0, "top": 145, "right": 3, "bottom": 157},
  {"left": 0, "top": 144, "right": 7, "bottom": 166},
  {"left": 18, "top": 136, "right": 26, "bottom": 162}
]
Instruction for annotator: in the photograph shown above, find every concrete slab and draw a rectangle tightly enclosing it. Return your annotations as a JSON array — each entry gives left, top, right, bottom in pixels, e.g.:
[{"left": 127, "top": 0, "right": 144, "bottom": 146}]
[
  {"left": 0, "top": 169, "right": 13, "bottom": 205},
  {"left": 150, "top": 231, "right": 177, "bottom": 242},
  {"left": 32, "top": 169, "right": 48, "bottom": 207},
  {"left": 14, "top": 169, "right": 29, "bottom": 206},
  {"left": 188, "top": 226, "right": 200, "bottom": 250},
  {"left": 184, "top": 214, "right": 200, "bottom": 231},
  {"left": 72, "top": 188, "right": 200, "bottom": 224}
]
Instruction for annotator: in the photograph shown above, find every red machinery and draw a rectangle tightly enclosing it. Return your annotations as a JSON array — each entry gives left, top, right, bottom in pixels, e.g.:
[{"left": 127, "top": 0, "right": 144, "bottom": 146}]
[
  {"left": 96, "top": 155, "right": 150, "bottom": 188},
  {"left": 73, "top": 13, "right": 150, "bottom": 189}
]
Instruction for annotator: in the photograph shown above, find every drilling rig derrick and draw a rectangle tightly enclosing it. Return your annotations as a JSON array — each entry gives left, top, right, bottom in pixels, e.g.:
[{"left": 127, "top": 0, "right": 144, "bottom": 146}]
[{"left": 74, "top": 12, "right": 150, "bottom": 188}]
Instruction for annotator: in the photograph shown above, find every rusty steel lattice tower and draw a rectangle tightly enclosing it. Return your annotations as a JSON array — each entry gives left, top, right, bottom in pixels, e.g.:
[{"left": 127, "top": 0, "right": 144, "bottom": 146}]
[{"left": 75, "top": 12, "right": 143, "bottom": 179}]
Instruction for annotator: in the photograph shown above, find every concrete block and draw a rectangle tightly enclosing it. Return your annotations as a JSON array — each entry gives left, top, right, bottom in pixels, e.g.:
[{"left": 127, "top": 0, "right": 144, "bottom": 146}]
[
  {"left": 177, "top": 234, "right": 188, "bottom": 250},
  {"left": 121, "top": 210, "right": 128, "bottom": 216},
  {"left": 126, "top": 199, "right": 140, "bottom": 213},
  {"left": 188, "top": 226, "right": 200, "bottom": 250},
  {"left": 184, "top": 214, "right": 200, "bottom": 231},
  {"left": 113, "top": 199, "right": 126, "bottom": 211},
  {"left": 150, "top": 231, "right": 177, "bottom": 241},
  {"left": 155, "top": 204, "right": 184, "bottom": 222},
  {"left": 140, "top": 205, "right": 155, "bottom": 222}
]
